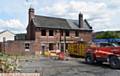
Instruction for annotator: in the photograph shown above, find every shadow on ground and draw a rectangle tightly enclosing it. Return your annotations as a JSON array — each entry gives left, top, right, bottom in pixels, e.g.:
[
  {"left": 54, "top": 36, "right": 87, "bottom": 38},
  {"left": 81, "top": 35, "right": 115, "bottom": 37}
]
[{"left": 77, "top": 60, "right": 120, "bottom": 70}]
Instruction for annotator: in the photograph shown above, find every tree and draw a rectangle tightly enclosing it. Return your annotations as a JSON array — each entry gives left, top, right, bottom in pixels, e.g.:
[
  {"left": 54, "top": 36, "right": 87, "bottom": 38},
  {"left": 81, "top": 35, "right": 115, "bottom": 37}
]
[{"left": 95, "top": 31, "right": 120, "bottom": 39}]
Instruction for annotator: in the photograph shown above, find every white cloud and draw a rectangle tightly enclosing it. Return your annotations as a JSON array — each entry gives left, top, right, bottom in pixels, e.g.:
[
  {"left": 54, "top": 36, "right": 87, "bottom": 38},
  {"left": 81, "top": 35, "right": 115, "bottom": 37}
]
[
  {"left": 110, "top": 0, "right": 120, "bottom": 6},
  {"left": 38, "top": 0, "right": 120, "bottom": 32},
  {"left": 40, "top": 1, "right": 107, "bottom": 18},
  {"left": 0, "top": 0, "right": 120, "bottom": 32},
  {"left": 0, "top": 19, "right": 26, "bottom": 33}
]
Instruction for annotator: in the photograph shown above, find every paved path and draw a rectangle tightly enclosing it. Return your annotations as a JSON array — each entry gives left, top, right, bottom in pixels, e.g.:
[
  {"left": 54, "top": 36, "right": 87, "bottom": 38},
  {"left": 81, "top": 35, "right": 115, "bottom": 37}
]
[{"left": 18, "top": 56, "right": 120, "bottom": 76}]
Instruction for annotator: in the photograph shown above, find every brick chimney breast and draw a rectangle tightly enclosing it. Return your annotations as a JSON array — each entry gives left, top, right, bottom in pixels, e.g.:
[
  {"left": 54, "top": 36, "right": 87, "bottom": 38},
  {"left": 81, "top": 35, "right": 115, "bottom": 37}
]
[
  {"left": 28, "top": 8, "right": 35, "bottom": 23},
  {"left": 79, "top": 12, "right": 83, "bottom": 28}
]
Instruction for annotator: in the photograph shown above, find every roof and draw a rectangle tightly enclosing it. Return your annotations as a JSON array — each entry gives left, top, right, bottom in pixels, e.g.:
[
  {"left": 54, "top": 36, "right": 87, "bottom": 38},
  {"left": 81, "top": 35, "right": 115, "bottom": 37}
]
[
  {"left": 32, "top": 15, "right": 92, "bottom": 30},
  {"left": 0, "top": 30, "right": 15, "bottom": 35}
]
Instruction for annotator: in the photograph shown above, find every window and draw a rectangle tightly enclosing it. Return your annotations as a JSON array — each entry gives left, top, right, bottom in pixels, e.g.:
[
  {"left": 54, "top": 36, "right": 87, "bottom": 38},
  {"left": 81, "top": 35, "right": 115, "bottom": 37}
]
[
  {"left": 49, "top": 30, "right": 54, "bottom": 36},
  {"left": 66, "top": 43, "right": 68, "bottom": 49},
  {"left": 75, "top": 31, "right": 79, "bottom": 37},
  {"left": 60, "top": 30, "right": 63, "bottom": 36},
  {"left": 25, "top": 43, "right": 30, "bottom": 49},
  {"left": 61, "top": 43, "right": 64, "bottom": 52},
  {"left": 49, "top": 43, "right": 54, "bottom": 50},
  {"left": 41, "top": 30, "right": 46, "bottom": 36},
  {"left": 65, "top": 31, "right": 69, "bottom": 36}
]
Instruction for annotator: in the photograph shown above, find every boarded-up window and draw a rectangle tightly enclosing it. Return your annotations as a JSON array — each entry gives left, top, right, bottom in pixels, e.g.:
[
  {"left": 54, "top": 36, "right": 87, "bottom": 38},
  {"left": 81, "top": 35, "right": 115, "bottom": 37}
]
[
  {"left": 65, "top": 31, "right": 69, "bottom": 36},
  {"left": 25, "top": 43, "right": 30, "bottom": 49},
  {"left": 41, "top": 30, "right": 46, "bottom": 36},
  {"left": 49, "top": 30, "right": 54, "bottom": 36},
  {"left": 49, "top": 43, "right": 54, "bottom": 50},
  {"left": 75, "top": 31, "right": 79, "bottom": 37}
]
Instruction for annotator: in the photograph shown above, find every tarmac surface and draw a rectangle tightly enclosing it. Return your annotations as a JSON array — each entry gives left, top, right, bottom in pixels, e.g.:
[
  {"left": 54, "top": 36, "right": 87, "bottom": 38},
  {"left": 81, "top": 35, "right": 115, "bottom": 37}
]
[{"left": 18, "top": 56, "right": 120, "bottom": 76}]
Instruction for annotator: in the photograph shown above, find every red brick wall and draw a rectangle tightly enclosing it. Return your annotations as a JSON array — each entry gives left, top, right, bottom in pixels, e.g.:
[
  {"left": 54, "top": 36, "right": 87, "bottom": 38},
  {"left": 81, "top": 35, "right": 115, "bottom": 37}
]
[
  {"left": 3, "top": 30, "right": 92, "bottom": 55},
  {"left": 27, "top": 23, "right": 35, "bottom": 40},
  {"left": 79, "top": 31, "right": 92, "bottom": 42},
  {"left": 3, "top": 41, "right": 35, "bottom": 55},
  {"left": 33, "top": 31, "right": 41, "bottom": 55},
  {"left": 33, "top": 29, "right": 92, "bottom": 54}
]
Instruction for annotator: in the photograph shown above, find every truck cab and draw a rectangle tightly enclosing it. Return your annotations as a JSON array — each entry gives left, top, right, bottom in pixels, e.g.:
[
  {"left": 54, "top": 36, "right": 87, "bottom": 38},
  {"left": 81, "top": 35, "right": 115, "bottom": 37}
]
[{"left": 85, "top": 42, "right": 120, "bottom": 69}]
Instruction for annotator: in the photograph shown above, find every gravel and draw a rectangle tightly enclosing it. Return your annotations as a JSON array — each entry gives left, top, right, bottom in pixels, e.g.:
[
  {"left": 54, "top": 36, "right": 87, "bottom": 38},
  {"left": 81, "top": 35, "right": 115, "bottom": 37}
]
[{"left": 18, "top": 56, "right": 120, "bottom": 76}]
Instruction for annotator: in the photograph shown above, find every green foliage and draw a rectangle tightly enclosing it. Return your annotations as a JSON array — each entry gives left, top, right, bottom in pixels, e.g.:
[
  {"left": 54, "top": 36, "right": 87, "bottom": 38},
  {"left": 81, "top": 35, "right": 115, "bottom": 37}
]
[
  {"left": 0, "top": 52, "right": 17, "bottom": 72},
  {"left": 96, "top": 31, "right": 120, "bottom": 39}
]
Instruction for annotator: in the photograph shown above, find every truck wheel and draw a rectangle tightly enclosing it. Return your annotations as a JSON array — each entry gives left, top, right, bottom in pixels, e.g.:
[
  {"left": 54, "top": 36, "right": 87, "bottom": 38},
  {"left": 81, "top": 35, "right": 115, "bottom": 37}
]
[
  {"left": 109, "top": 56, "right": 120, "bottom": 69},
  {"left": 85, "top": 54, "right": 94, "bottom": 64}
]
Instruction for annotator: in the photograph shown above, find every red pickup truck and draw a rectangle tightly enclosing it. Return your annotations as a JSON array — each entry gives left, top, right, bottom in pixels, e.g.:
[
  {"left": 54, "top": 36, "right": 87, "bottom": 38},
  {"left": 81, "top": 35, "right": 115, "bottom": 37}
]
[{"left": 85, "top": 42, "right": 120, "bottom": 69}]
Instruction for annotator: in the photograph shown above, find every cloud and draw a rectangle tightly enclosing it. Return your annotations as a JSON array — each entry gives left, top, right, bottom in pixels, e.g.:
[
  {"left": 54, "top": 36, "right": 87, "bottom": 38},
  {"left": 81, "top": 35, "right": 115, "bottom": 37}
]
[
  {"left": 0, "top": 19, "right": 26, "bottom": 33},
  {"left": 40, "top": 1, "right": 107, "bottom": 18},
  {"left": 0, "top": 0, "right": 120, "bottom": 33},
  {"left": 38, "top": 0, "right": 120, "bottom": 32}
]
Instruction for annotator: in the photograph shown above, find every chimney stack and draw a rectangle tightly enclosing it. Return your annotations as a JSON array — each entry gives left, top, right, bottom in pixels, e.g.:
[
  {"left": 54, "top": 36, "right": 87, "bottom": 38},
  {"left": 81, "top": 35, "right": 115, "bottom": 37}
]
[
  {"left": 28, "top": 7, "right": 35, "bottom": 23},
  {"left": 79, "top": 12, "right": 83, "bottom": 28}
]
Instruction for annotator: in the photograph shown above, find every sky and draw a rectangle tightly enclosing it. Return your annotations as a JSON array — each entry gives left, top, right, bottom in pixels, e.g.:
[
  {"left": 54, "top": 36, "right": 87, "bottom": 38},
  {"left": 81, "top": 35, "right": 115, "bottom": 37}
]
[{"left": 0, "top": 0, "right": 120, "bottom": 33}]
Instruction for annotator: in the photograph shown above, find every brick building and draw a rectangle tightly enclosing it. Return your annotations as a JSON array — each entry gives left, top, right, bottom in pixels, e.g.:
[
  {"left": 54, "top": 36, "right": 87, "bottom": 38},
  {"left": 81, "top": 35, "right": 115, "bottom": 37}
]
[
  {"left": 2, "top": 7, "right": 93, "bottom": 55},
  {"left": 27, "top": 8, "right": 93, "bottom": 54}
]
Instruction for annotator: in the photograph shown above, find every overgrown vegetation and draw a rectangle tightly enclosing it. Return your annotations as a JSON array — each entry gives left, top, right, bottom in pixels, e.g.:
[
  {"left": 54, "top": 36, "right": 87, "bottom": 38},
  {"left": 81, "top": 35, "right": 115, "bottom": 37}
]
[{"left": 0, "top": 52, "right": 17, "bottom": 72}]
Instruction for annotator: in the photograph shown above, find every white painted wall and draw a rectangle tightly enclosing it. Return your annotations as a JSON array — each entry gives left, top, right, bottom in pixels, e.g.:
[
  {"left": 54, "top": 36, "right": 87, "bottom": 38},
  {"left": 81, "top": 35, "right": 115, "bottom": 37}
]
[{"left": 0, "top": 31, "right": 15, "bottom": 42}]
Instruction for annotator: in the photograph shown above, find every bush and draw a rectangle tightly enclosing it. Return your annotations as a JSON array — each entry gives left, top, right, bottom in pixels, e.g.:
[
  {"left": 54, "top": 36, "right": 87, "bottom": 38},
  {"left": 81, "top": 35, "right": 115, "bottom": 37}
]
[{"left": 0, "top": 52, "right": 16, "bottom": 72}]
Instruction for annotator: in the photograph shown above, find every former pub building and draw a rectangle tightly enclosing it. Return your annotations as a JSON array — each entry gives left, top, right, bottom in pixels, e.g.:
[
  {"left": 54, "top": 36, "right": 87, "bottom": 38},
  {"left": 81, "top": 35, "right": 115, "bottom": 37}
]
[
  {"left": 3, "top": 7, "right": 93, "bottom": 55},
  {"left": 26, "top": 7, "right": 92, "bottom": 54}
]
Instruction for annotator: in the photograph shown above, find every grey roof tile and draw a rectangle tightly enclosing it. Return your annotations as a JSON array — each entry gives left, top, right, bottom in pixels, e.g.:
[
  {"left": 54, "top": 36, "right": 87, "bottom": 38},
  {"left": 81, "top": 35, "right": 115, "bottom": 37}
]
[
  {"left": 33, "top": 15, "right": 92, "bottom": 30},
  {"left": 66, "top": 19, "right": 79, "bottom": 29},
  {"left": 33, "top": 15, "right": 71, "bottom": 29}
]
